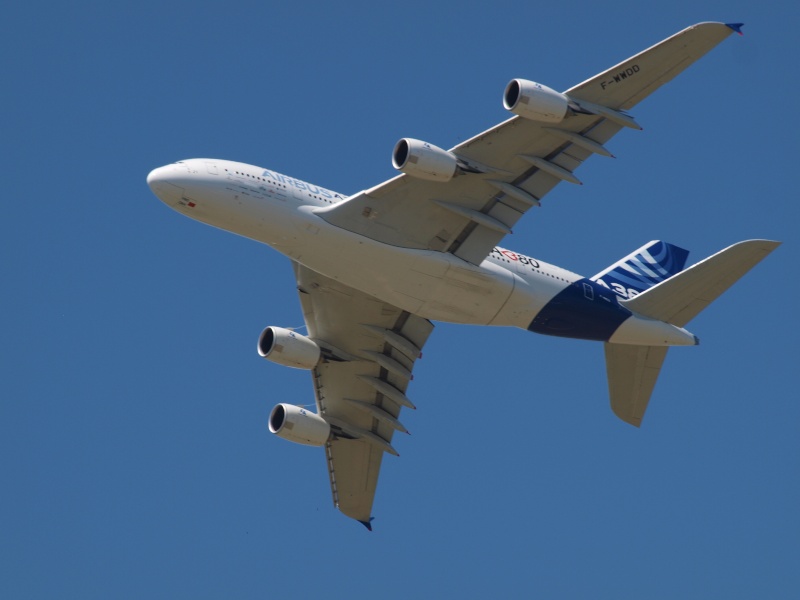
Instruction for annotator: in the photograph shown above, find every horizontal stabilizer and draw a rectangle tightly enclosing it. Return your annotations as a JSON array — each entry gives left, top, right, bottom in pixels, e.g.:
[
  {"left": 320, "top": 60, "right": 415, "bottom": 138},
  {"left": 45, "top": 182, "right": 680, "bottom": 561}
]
[
  {"left": 621, "top": 240, "right": 780, "bottom": 326},
  {"left": 605, "top": 343, "right": 668, "bottom": 427}
]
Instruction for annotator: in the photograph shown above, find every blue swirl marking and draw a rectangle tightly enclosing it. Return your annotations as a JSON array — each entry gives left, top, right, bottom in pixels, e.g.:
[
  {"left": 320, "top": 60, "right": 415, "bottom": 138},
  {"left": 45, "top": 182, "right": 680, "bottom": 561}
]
[{"left": 592, "top": 241, "right": 689, "bottom": 296}]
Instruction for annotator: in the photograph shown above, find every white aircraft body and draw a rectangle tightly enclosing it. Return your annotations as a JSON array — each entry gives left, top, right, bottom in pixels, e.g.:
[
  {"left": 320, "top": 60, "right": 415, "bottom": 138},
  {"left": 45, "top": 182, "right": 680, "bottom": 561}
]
[{"left": 147, "top": 22, "right": 778, "bottom": 529}]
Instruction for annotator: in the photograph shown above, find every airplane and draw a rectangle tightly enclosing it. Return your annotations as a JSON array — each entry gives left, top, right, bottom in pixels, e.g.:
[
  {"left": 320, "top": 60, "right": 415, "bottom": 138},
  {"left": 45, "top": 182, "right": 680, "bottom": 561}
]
[{"left": 147, "top": 22, "right": 779, "bottom": 530}]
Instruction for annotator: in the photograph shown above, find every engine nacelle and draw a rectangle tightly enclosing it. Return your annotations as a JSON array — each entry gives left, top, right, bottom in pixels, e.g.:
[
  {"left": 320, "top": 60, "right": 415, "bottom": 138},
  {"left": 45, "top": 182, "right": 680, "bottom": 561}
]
[
  {"left": 392, "top": 138, "right": 459, "bottom": 182},
  {"left": 257, "top": 326, "right": 321, "bottom": 370},
  {"left": 503, "top": 79, "right": 569, "bottom": 123},
  {"left": 269, "top": 403, "right": 331, "bottom": 447}
]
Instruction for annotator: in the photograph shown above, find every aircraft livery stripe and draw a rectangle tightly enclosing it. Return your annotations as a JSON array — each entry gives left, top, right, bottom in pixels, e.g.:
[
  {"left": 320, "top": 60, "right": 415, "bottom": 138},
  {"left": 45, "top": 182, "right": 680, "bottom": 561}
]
[{"left": 528, "top": 278, "right": 632, "bottom": 341}]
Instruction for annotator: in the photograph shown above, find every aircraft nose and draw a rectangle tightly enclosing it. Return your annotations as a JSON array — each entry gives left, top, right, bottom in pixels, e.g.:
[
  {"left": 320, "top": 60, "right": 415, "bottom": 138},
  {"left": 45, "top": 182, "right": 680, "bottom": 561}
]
[
  {"left": 146, "top": 164, "right": 176, "bottom": 190},
  {"left": 147, "top": 164, "right": 185, "bottom": 205}
]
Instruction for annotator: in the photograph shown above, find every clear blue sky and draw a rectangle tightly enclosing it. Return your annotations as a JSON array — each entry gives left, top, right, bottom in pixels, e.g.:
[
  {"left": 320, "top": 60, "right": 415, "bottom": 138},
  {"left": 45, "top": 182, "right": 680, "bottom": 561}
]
[{"left": 2, "top": 1, "right": 798, "bottom": 598}]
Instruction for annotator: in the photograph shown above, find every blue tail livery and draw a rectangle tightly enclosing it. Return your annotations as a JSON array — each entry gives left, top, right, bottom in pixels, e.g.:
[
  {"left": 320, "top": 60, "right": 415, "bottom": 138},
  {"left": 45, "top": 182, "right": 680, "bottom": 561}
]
[{"left": 591, "top": 241, "right": 689, "bottom": 299}]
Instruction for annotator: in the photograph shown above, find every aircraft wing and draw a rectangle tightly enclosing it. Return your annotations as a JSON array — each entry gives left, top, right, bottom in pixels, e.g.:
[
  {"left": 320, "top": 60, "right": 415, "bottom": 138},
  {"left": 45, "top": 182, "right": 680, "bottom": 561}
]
[
  {"left": 315, "top": 22, "right": 739, "bottom": 265},
  {"left": 292, "top": 262, "right": 434, "bottom": 527}
]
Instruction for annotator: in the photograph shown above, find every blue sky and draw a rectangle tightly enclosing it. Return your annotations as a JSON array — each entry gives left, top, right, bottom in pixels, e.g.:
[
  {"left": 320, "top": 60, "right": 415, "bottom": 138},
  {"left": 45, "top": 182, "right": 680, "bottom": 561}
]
[{"left": 2, "top": 1, "right": 798, "bottom": 598}]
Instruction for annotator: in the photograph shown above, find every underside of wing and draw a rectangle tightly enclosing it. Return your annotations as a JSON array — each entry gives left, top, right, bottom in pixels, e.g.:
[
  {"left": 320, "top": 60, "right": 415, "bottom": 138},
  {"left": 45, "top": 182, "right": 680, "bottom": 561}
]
[
  {"left": 293, "top": 262, "right": 434, "bottom": 527},
  {"left": 314, "top": 22, "right": 738, "bottom": 266},
  {"left": 314, "top": 110, "right": 621, "bottom": 266}
]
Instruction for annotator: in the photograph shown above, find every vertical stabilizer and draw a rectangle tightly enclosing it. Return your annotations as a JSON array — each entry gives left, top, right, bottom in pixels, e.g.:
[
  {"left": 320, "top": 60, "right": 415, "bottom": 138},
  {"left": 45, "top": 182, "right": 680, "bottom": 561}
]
[
  {"left": 604, "top": 344, "right": 668, "bottom": 427},
  {"left": 592, "top": 241, "right": 689, "bottom": 296}
]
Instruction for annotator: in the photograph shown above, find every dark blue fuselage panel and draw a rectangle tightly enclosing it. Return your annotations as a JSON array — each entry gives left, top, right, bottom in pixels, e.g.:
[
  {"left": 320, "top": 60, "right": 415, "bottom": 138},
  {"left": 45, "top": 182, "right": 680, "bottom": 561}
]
[{"left": 528, "top": 279, "right": 632, "bottom": 341}]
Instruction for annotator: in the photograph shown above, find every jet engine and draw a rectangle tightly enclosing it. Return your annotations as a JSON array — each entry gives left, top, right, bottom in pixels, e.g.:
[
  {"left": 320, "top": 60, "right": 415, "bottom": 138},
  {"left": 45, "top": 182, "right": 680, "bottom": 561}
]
[
  {"left": 257, "top": 326, "right": 321, "bottom": 369},
  {"left": 503, "top": 79, "right": 569, "bottom": 123},
  {"left": 392, "top": 138, "right": 459, "bottom": 182},
  {"left": 268, "top": 403, "right": 331, "bottom": 446}
]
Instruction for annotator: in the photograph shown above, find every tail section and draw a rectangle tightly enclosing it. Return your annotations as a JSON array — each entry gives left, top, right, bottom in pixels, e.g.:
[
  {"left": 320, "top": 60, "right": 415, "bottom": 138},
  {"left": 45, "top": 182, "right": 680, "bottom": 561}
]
[
  {"left": 592, "top": 240, "right": 689, "bottom": 298},
  {"left": 620, "top": 239, "right": 780, "bottom": 326},
  {"left": 604, "top": 239, "right": 780, "bottom": 427}
]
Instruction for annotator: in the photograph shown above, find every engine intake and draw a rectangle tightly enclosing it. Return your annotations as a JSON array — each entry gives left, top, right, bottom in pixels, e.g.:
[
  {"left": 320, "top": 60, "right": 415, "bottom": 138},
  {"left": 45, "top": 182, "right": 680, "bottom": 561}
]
[
  {"left": 269, "top": 403, "right": 331, "bottom": 447},
  {"left": 503, "top": 79, "right": 569, "bottom": 123},
  {"left": 392, "top": 138, "right": 459, "bottom": 182},
  {"left": 258, "top": 326, "right": 321, "bottom": 369}
]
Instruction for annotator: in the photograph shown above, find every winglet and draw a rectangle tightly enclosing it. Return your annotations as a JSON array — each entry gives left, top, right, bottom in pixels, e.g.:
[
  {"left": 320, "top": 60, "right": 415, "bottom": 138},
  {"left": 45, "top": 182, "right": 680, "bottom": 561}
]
[
  {"left": 725, "top": 22, "right": 744, "bottom": 36},
  {"left": 359, "top": 517, "right": 375, "bottom": 532}
]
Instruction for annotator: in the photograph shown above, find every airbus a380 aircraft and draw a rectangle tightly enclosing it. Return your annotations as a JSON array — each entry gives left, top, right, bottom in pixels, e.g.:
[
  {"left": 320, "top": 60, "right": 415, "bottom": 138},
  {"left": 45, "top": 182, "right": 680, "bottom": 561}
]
[{"left": 148, "top": 22, "right": 778, "bottom": 529}]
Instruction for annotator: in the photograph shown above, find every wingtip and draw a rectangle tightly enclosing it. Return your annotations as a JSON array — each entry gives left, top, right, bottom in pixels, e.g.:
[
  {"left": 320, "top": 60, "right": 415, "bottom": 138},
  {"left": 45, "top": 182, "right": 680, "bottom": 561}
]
[
  {"left": 359, "top": 517, "right": 375, "bottom": 531},
  {"left": 725, "top": 22, "right": 745, "bottom": 35}
]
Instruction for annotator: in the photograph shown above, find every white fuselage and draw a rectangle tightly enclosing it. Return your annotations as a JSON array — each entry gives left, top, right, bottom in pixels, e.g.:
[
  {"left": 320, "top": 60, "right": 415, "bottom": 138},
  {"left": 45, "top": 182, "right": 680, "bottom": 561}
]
[{"left": 147, "top": 158, "right": 697, "bottom": 347}]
